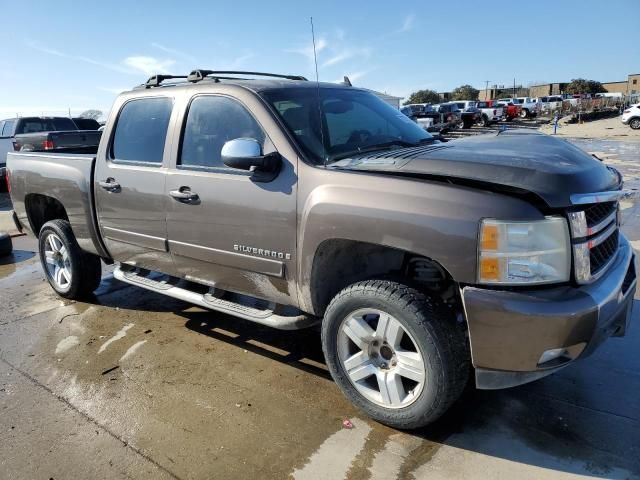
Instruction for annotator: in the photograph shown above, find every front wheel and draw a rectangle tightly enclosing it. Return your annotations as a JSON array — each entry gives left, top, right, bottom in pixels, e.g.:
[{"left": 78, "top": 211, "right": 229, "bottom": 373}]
[
  {"left": 321, "top": 280, "right": 469, "bottom": 429},
  {"left": 38, "top": 220, "right": 102, "bottom": 299},
  {"left": 630, "top": 118, "right": 640, "bottom": 130}
]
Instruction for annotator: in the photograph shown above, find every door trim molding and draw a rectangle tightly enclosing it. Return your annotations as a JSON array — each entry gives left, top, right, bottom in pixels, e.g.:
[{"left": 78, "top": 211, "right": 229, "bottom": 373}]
[
  {"left": 168, "top": 240, "right": 285, "bottom": 278},
  {"left": 103, "top": 226, "right": 167, "bottom": 252}
]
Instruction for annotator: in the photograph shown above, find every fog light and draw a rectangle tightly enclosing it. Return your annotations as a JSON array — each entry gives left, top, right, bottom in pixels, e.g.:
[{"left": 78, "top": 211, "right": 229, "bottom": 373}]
[{"left": 538, "top": 348, "right": 567, "bottom": 365}]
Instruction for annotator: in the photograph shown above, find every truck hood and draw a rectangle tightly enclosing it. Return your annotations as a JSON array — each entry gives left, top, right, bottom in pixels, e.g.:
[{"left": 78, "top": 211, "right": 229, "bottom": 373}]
[{"left": 329, "top": 130, "right": 620, "bottom": 208}]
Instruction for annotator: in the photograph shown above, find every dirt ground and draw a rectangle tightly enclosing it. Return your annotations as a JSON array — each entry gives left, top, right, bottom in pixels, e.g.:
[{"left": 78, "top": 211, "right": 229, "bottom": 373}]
[
  {"left": 1, "top": 140, "right": 639, "bottom": 479},
  {"left": 539, "top": 116, "right": 640, "bottom": 141}
]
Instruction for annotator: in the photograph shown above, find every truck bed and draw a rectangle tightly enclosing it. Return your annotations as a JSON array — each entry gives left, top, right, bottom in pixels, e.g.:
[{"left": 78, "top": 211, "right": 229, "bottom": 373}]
[{"left": 6, "top": 151, "right": 108, "bottom": 258}]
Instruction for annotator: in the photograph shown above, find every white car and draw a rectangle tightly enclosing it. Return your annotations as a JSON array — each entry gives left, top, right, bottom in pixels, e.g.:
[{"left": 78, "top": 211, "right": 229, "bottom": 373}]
[
  {"left": 535, "top": 96, "right": 564, "bottom": 113},
  {"left": 622, "top": 104, "right": 640, "bottom": 129},
  {"left": 513, "top": 97, "right": 538, "bottom": 118}
]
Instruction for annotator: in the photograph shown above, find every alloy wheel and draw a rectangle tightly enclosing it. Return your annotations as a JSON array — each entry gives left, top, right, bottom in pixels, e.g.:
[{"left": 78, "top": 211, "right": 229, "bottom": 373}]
[
  {"left": 337, "top": 308, "right": 426, "bottom": 408},
  {"left": 43, "top": 233, "right": 72, "bottom": 290}
]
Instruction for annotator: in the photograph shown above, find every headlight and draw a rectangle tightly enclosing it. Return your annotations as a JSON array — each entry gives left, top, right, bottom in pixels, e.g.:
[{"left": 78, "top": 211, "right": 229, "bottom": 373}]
[{"left": 478, "top": 217, "right": 570, "bottom": 285}]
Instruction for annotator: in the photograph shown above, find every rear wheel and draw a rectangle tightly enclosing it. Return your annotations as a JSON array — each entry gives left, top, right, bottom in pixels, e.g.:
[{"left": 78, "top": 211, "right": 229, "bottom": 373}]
[
  {"left": 38, "top": 220, "right": 102, "bottom": 299},
  {"left": 630, "top": 118, "right": 640, "bottom": 130},
  {"left": 322, "top": 280, "right": 469, "bottom": 429},
  {"left": 481, "top": 114, "right": 490, "bottom": 127},
  {"left": 520, "top": 108, "right": 529, "bottom": 118}
]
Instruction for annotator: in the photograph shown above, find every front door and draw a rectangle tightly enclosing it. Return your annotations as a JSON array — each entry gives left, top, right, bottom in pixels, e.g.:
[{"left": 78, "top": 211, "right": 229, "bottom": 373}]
[
  {"left": 164, "top": 93, "right": 298, "bottom": 306},
  {"left": 94, "top": 96, "right": 175, "bottom": 274}
]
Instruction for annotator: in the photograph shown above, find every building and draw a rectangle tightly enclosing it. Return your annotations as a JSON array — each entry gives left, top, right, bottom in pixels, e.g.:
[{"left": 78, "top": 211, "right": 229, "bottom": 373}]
[
  {"left": 477, "top": 72, "right": 639, "bottom": 100},
  {"left": 365, "top": 89, "right": 403, "bottom": 109}
]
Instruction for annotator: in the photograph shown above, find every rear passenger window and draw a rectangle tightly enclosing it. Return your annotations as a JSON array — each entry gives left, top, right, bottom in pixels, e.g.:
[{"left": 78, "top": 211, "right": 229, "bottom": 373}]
[
  {"left": 180, "top": 96, "right": 265, "bottom": 170},
  {"left": 111, "top": 97, "right": 173, "bottom": 164}
]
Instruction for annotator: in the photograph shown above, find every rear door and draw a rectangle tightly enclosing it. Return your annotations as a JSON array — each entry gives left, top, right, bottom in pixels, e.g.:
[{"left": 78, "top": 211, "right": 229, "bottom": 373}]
[
  {"left": 164, "top": 90, "right": 298, "bottom": 305},
  {"left": 94, "top": 96, "right": 176, "bottom": 274}
]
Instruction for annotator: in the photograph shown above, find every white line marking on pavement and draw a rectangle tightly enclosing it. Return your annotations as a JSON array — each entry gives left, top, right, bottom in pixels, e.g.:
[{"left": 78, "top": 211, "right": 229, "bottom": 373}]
[
  {"left": 98, "top": 323, "right": 134, "bottom": 354},
  {"left": 119, "top": 340, "right": 147, "bottom": 362},
  {"left": 292, "top": 418, "right": 372, "bottom": 480},
  {"left": 629, "top": 240, "right": 640, "bottom": 252}
]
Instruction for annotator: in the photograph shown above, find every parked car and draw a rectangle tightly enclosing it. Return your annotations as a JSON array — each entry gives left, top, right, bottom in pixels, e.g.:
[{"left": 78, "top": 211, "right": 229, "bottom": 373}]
[
  {"left": 71, "top": 117, "right": 102, "bottom": 130},
  {"left": 621, "top": 103, "right": 640, "bottom": 129},
  {"left": 7, "top": 70, "right": 636, "bottom": 430},
  {"left": 451, "top": 101, "right": 481, "bottom": 128},
  {"left": 494, "top": 101, "right": 521, "bottom": 121},
  {"left": 475, "top": 101, "right": 504, "bottom": 126},
  {"left": 0, "top": 117, "right": 82, "bottom": 191},
  {"left": 535, "top": 95, "right": 564, "bottom": 113},
  {"left": 513, "top": 97, "right": 538, "bottom": 118}
]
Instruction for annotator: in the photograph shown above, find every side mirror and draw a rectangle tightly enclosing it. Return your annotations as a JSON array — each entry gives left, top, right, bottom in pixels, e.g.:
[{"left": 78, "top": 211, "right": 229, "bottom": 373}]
[{"left": 221, "top": 138, "right": 280, "bottom": 175}]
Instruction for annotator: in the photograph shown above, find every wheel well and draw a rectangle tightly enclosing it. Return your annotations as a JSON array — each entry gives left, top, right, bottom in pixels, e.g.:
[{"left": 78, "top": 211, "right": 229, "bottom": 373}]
[
  {"left": 25, "top": 194, "right": 69, "bottom": 235},
  {"left": 310, "top": 239, "right": 456, "bottom": 315}
]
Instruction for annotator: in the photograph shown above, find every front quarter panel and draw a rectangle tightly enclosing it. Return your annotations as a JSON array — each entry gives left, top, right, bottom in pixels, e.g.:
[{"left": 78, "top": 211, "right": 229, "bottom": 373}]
[{"left": 297, "top": 165, "right": 544, "bottom": 313}]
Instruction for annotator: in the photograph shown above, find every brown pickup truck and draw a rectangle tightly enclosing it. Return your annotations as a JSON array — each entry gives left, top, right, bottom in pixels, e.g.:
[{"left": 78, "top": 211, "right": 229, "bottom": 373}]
[{"left": 7, "top": 70, "right": 636, "bottom": 429}]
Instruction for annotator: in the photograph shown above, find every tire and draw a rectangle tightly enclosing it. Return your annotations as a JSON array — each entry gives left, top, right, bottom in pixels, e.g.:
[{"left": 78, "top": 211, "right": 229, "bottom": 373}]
[
  {"left": 0, "top": 232, "right": 12, "bottom": 257},
  {"left": 38, "top": 220, "right": 102, "bottom": 299},
  {"left": 630, "top": 118, "right": 640, "bottom": 130},
  {"left": 321, "top": 280, "right": 469, "bottom": 429},
  {"left": 481, "top": 114, "right": 490, "bottom": 127},
  {"left": 520, "top": 109, "right": 529, "bottom": 118}
]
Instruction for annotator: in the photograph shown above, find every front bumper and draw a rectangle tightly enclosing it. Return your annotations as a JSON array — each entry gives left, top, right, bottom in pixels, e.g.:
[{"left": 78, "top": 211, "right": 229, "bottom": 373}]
[{"left": 462, "top": 233, "right": 636, "bottom": 389}]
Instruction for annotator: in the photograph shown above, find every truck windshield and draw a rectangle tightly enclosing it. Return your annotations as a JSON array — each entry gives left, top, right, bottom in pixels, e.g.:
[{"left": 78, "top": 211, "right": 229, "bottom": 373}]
[{"left": 262, "top": 87, "right": 432, "bottom": 164}]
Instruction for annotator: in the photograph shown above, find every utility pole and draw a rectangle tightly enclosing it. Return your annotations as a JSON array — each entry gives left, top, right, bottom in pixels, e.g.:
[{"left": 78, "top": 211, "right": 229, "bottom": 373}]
[
  {"left": 484, "top": 80, "right": 490, "bottom": 100},
  {"left": 513, "top": 78, "right": 516, "bottom": 97}
]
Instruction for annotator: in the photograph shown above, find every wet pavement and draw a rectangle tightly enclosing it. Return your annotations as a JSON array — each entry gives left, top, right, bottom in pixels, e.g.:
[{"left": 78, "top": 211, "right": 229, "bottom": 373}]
[{"left": 1, "top": 139, "right": 639, "bottom": 479}]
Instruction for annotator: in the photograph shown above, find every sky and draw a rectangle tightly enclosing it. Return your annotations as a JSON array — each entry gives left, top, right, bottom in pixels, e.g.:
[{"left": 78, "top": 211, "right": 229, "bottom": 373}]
[{"left": 1, "top": 0, "right": 638, "bottom": 119}]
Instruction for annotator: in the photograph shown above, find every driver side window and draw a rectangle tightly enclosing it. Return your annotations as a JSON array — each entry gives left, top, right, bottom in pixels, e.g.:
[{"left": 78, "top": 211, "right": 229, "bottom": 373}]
[
  {"left": 325, "top": 100, "right": 401, "bottom": 147},
  {"left": 180, "top": 96, "right": 265, "bottom": 170}
]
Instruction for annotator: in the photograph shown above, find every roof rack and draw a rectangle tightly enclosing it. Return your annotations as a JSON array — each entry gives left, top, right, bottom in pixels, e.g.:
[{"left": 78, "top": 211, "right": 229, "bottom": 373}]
[
  {"left": 145, "top": 74, "right": 187, "bottom": 88},
  {"left": 186, "top": 69, "right": 307, "bottom": 83}
]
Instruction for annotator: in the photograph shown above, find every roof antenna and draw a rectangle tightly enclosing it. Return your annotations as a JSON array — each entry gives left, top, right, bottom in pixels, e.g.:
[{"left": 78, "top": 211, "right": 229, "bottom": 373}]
[{"left": 310, "top": 17, "right": 328, "bottom": 166}]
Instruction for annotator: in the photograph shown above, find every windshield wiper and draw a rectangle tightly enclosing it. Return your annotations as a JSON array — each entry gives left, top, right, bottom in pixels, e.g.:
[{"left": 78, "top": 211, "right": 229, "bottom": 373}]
[{"left": 330, "top": 140, "right": 421, "bottom": 162}]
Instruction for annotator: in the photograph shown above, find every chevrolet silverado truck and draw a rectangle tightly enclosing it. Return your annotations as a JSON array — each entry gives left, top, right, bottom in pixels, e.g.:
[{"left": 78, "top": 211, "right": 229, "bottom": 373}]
[{"left": 7, "top": 70, "right": 636, "bottom": 429}]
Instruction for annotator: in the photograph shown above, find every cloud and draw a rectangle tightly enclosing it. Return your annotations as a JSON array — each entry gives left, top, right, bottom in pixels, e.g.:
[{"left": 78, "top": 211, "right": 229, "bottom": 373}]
[
  {"left": 151, "top": 43, "right": 198, "bottom": 65},
  {"left": 26, "top": 40, "right": 132, "bottom": 74},
  {"left": 123, "top": 56, "right": 176, "bottom": 76},
  {"left": 99, "top": 87, "right": 129, "bottom": 95},
  {"left": 287, "top": 37, "right": 328, "bottom": 62},
  {"left": 229, "top": 53, "right": 254, "bottom": 69},
  {"left": 322, "top": 47, "right": 372, "bottom": 68},
  {"left": 26, "top": 40, "right": 176, "bottom": 77},
  {"left": 399, "top": 14, "right": 416, "bottom": 33},
  {"left": 334, "top": 71, "right": 370, "bottom": 84}
]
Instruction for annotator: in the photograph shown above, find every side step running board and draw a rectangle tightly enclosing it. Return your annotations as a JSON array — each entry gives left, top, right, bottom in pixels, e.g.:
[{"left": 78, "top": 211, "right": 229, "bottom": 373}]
[{"left": 113, "top": 266, "right": 318, "bottom": 330}]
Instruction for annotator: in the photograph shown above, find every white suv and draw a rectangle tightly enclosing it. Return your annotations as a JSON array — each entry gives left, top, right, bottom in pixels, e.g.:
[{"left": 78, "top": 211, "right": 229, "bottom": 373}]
[{"left": 622, "top": 104, "right": 640, "bottom": 129}]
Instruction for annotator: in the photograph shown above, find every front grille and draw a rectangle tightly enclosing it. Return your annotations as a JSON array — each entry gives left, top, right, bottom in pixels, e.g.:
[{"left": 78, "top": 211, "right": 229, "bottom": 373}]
[
  {"left": 584, "top": 202, "right": 616, "bottom": 228},
  {"left": 590, "top": 229, "right": 618, "bottom": 275},
  {"left": 569, "top": 199, "right": 620, "bottom": 283}
]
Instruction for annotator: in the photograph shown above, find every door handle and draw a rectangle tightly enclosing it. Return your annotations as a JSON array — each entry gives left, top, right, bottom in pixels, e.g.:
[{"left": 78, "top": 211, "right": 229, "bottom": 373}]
[
  {"left": 99, "top": 178, "right": 121, "bottom": 192},
  {"left": 169, "top": 188, "right": 199, "bottom": 203}
]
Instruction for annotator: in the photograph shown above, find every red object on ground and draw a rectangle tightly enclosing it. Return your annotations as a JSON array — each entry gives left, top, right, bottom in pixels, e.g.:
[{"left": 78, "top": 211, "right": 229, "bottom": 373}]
[{"left": 342, "top": 419, "right": 354, "bottom": 429}]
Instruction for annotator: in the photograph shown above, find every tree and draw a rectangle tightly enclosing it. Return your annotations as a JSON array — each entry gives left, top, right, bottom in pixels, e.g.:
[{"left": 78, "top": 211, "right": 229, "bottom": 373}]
[
  {"left": 79, "top": 109, "right": 103, "bottom": 120},
  {"left": 403, "top": 89, "right": 440, "bottom": 105},
  {"left": 565, "top": 78, "right": 606, "bottom": 95},
  {"left": 451, "top": 84, "right": 479, "bottom": 101}
]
